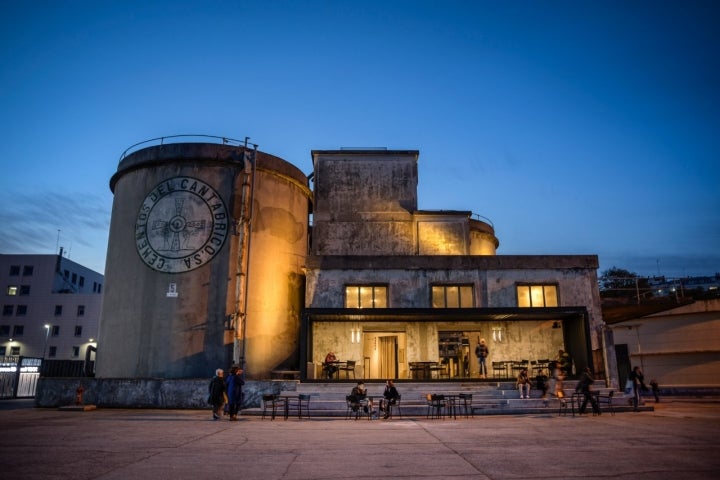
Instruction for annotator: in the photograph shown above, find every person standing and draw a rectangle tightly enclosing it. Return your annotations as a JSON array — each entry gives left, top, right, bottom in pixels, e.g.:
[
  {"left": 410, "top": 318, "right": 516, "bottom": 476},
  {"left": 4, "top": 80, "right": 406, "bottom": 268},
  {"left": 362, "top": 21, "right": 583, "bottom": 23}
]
[
  {"left": 208, "top": 368, "right": 226, "bottom": 420},
  {"left": 380, "top": 379, "right": 400, "bottom": 419},
  {"left": 629, "top": 366, "right": 647, "bottom": 411},
  {"left": 475, "top": 338, "right": 489, "bottom": 378},
  {"left": 225, "top": 366, "right": 245, "bottom": 421},
  {"left": 575, "top": 367, "right": 601, "bottom": 415}
]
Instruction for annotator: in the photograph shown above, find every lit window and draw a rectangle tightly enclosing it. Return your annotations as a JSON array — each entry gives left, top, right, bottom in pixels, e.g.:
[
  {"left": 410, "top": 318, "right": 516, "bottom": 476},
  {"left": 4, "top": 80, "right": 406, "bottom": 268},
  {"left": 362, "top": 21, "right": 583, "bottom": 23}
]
[
  {"left": 517, "top": 284, "right": 559, "bottom": 307},
  {"left": 432, "top": 285, "right": 474, "bottom": 308},
  {"left": 345, "top": 285, "right": 387, "bottom": 308},
  {"left": 7, "top": 286, "right": 18, "bottom": 296}
]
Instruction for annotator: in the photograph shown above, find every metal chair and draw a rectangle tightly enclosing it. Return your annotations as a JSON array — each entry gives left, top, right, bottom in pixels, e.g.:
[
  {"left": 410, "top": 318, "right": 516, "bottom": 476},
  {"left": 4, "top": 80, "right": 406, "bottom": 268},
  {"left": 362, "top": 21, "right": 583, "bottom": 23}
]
[
  {"left": 426, "top": 394, "right": 446, "bottom": 419},
  {"left": 287, "top": 394, "right": 312, "bottom": 419},
  {"left": 458, "top": 393, "right": 473, "bottom": 418},
  {"left": 384, "top": 395, "right": 402, "bottom": 419},
  {"left": 345, "top": 395, "right": 370, "bottom": 420},
  {"left": 492, "top": 361, "right": 506, "bottom": 378},
  {"left": 597, "top": 390, "right": 615, "bottom": 415},
  {"left": 338, "top": 360, "right": 356, "bottom": 379},
  {"left": 261, "top": 394, "right": 283, "bottom": 420}
]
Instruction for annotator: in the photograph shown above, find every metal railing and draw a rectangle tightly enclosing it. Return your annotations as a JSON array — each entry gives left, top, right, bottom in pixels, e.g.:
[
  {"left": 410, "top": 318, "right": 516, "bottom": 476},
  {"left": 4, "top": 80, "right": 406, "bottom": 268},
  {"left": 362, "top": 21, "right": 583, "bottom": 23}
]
[{"left": 119, "top": 134, "right": 258, "bottom": 161}]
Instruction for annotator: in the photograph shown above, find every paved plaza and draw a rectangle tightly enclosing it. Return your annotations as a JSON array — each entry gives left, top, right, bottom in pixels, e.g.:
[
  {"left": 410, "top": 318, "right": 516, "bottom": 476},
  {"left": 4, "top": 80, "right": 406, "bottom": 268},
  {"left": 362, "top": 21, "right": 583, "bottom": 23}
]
[{"left": 1, "top": 398, "right": 719, "bottom": 479}]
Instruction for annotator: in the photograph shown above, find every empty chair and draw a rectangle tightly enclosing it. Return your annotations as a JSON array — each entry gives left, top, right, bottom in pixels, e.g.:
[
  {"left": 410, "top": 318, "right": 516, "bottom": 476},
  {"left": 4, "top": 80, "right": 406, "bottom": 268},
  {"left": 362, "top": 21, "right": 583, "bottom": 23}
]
[
  {"left": 287, "top": 394, "right": 312, "bottom": 419},
  {"left": 597, "top": 390, "right": 615, "bottom": 415},
  {"left": 338, "top": 360, "right": 356, "bottom": 379},
  {"left": 426, "top": 394, "right": 446, "bottom": 419},
  {"left": 492, "top": 361, "right": 506, "bottom": 378},
  {"left": 262, "top": 394, "right": 283, "bottom": 420},
  {"left": 458, "top": 393, "right": 473, "bottom": 418}
]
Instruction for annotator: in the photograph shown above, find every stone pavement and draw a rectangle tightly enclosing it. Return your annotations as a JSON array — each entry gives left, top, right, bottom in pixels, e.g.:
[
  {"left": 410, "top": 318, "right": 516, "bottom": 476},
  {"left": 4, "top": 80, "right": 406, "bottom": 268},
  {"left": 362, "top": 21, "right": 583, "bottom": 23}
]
[{"left": 1, "top": 398, "right": 719, "bottom": 480}]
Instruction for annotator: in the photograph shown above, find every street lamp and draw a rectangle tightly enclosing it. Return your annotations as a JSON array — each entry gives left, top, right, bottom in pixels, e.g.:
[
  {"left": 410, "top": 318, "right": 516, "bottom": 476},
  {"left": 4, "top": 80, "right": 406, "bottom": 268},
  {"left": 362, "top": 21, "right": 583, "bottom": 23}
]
[{"left": 43, "top": 324, "right": 51, "bottom": 359}]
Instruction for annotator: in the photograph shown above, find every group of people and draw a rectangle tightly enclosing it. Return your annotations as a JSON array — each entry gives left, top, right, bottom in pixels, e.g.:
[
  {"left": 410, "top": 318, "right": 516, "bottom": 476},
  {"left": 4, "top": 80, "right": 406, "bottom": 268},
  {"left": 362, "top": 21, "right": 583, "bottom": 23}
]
[
  {"left": 207, "top": 365, "right": 245, "bottom": 421},
  {"left": 348, "top": 380, "right": 400, "bottom": 420}
]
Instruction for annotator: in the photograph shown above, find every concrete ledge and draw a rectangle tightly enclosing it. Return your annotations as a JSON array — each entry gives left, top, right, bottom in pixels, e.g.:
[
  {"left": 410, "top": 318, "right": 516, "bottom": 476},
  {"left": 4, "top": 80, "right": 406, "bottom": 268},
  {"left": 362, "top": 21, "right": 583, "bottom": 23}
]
[{"left": 58, "top": 405, "right": 97, "bottom": 411}]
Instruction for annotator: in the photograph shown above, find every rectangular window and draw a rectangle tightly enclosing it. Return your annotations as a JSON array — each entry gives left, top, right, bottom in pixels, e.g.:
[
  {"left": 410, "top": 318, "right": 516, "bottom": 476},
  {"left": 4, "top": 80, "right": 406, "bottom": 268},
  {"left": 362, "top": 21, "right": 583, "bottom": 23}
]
[
  {"left": 48, "top": 346, "right": 57, "bottom": 357},
  {"left": 72, "top": 346, "right": 80, "bottom": 357},
  {"left": 79, "top": 276, "right": 85, "bottom": 287},
  {"left": 345, "top": 285, "right": 388, "bottom": 308},
  {"left": 10, "top": 346, "right": 20, "bottom": 356},
  {"left": 2, "top": 305, "right": 13, "bottom": 316},
  {"left": 9, "top": 265, "right": 20, "bottom": 276},
  {"left": 64, "top": 270, "right": 69, "bottom": 279},
  {"left": 22, "top": 266, "right": 33, "bottom": 276},
  {"left": 13, "top": 325, "right": 24, "bottom": 336},
  {"left": 74, "top": 325, "right": 83, "bottom": 337},
  {"left": 51, "top": 325, "right": 60, "bottom": 336},
  {"left": 0, "top": 346, "right": 5, "bottom": 356},
  {"left": 7, "top": 286, "right": 18, "bottom": 296},
  {"left": 71, "top": 273, "right": 77, "bottom": 284},
  {"left": 19, "top": 285, "right": 30, "bottom": 295},
  {"left": 516, "top": 284, "right": 559, "bottom": 307},
  {"left": 54, "top": 305, "right": 63, "bottom": 316},
  {"left": 0, "top": 325, "right": 9, "bottom": 336},
  {"left": 77, "top": 305, "right": 85, "bottom": 316},
  {"left": 431, "top": 285, "right": 474, "bottom": 308},
  {"left": 16, "top": 305, "right": 27, "bottom": 316}
]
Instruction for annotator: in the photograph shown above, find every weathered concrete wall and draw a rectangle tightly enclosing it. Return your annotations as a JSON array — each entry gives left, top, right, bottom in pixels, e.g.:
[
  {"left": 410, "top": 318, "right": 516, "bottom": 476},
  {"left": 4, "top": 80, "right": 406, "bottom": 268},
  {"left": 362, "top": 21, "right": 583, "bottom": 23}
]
[
  {"left": 99, "top": 143, "right": 310, "bottom": 380},
  {"left": 243, "top": 161, "right": 311, "bottom": 377},
  {"left": 35, "top": 377, "right": 296, "bottom": 409},
  {"left": 611, "top": 299, "right": 720, "bottom": 388}
]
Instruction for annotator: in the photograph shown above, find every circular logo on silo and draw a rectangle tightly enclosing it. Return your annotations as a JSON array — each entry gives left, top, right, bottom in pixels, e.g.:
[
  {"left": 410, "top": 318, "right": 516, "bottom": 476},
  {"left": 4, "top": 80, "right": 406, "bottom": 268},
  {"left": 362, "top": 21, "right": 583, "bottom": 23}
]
[{"left": 135, "top": 176, "right": 229, "bottom": 273}]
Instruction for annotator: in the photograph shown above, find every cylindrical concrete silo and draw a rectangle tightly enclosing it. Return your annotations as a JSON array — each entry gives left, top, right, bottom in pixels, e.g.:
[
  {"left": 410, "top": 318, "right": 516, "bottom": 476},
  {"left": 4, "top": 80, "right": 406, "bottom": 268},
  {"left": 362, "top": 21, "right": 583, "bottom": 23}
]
[{"left": 97, "top": 140, "right": 311, "bottom": 380}]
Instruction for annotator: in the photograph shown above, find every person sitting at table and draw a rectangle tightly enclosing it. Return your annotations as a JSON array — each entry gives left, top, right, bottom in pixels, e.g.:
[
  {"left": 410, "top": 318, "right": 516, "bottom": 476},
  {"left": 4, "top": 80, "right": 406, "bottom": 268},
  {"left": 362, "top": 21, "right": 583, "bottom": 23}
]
[
  {"left": 349, "top": 381, "right": 374, "bottom": 414},
  {"left": 323, "top": 351, "right": 338, "bottom": 379},
  {"left": 380, "top": 379, "right": 400, "bottom": 419},
  {"left": 516, "top": 367, "right": 532, "bottom": 399}
]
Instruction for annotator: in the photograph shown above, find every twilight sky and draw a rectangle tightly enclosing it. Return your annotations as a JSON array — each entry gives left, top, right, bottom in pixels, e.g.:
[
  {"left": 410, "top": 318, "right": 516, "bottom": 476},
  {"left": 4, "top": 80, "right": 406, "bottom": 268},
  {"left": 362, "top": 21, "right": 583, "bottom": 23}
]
[{"left": 1, "top": 0, "right": 718, "bottom": 278}]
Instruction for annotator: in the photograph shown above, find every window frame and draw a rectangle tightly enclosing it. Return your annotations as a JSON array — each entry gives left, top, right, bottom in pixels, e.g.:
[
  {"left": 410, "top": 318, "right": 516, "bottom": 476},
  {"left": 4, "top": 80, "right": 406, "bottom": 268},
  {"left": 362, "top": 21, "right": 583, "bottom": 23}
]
[
  {"left": 344, "top": 285, "right": 388, "bottom": 308},
  {"left": 431, "top": 284, "right": 475, "bottom": 308},
  {"left": 516, "top": 283, "right": 559, "bottom": 308}
]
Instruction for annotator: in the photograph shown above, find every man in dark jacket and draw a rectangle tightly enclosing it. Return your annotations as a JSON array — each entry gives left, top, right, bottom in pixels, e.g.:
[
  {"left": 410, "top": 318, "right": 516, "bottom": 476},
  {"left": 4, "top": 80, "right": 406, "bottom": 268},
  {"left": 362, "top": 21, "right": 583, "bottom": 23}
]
[{"left": 575, "top": 367, "right": 600, "bottom": 415}]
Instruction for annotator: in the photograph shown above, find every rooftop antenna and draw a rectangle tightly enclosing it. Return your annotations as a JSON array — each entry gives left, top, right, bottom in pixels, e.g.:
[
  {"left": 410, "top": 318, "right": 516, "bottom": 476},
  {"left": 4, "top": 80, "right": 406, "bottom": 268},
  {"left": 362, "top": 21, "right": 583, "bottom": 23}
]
[{"left": 56, "top": 229, "right": 61, "bottom": 254}]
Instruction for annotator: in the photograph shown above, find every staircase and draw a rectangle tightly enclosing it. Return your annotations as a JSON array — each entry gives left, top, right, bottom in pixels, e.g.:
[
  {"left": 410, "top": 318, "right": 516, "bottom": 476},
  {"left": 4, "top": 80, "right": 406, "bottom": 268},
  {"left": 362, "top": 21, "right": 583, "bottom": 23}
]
[{"left": 239, "top": 380, "right": 649, "bottom": 417}]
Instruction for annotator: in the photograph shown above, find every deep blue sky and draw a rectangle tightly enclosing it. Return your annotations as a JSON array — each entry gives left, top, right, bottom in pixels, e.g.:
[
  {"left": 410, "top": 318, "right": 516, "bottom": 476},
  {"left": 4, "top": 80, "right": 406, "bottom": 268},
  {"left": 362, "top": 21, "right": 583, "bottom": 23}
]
[{"left": 1, "top": 0, "right": 718, "bottom": 278}]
